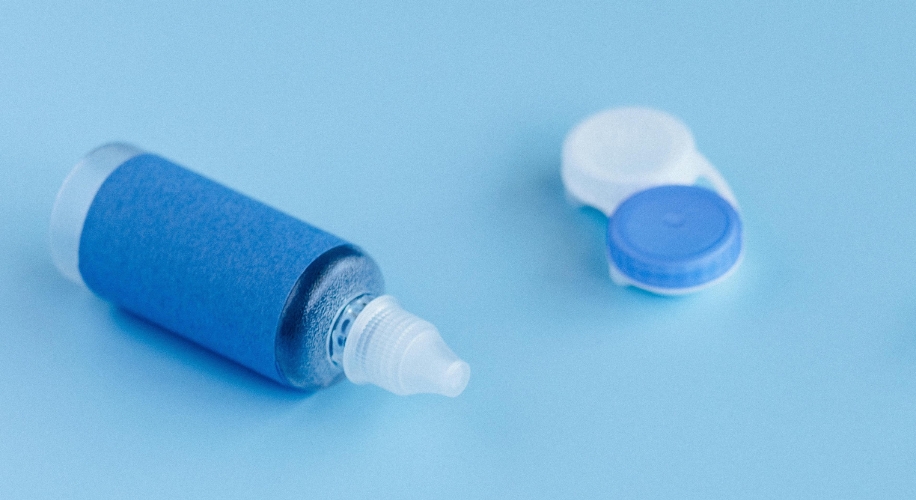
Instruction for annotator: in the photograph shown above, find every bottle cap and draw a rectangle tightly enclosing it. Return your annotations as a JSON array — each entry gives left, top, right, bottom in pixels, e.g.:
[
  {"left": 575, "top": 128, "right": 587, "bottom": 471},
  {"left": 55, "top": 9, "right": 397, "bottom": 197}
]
[{"left": 343, "top": 295, "right": 470, "bottom": 397}]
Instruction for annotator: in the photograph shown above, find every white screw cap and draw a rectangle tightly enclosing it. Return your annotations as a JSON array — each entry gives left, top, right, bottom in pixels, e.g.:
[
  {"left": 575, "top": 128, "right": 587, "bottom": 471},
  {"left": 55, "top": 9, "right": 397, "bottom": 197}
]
[{"left": 343, "top": 295, "right": 470, "bottom": 397}]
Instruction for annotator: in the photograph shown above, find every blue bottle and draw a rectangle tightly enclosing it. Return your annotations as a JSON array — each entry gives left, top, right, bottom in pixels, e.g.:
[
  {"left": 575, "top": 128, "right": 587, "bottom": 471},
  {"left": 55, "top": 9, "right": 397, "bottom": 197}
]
[{"left": 50, "top": 144, "right": 470, "bottom": 397}]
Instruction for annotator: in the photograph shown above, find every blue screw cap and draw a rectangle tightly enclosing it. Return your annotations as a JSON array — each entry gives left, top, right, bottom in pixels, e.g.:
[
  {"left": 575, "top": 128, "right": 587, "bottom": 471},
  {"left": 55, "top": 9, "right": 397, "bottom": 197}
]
[{"left": 607, "top": 185, "right": 743, "bottom": 291}]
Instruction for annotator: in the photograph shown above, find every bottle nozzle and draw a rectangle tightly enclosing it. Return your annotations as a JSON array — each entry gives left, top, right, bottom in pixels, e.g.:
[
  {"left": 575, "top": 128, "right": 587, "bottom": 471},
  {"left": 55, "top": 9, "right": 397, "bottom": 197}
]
[{"left": 342, "top": 295, "right": 470, "bottom": 397}]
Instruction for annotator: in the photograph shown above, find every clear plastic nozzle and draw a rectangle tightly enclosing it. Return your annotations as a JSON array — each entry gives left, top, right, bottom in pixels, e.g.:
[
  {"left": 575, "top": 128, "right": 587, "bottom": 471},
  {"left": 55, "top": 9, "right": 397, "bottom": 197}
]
[{"left": 342, "top": 295, "right": 470, "bottom": 397}]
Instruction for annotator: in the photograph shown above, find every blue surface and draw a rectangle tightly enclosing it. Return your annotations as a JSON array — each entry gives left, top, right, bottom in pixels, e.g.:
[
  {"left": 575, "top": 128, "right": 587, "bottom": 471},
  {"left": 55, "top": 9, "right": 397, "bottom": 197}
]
[
  {"left": 1, "top": 2, "right": 915, "bottom": 498},
  {"left": 80, "top": 154, "right": 348, "bottom": 386},
  {"left": 607, "top": 185, "right": 742, "bottom": 289}
]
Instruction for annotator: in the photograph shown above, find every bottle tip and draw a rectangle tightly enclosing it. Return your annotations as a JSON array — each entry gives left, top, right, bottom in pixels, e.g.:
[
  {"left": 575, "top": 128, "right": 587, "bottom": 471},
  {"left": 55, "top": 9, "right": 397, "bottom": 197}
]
[
  {"left": 440, "top": 360, "right": 471, "bottom": 397},
  {"left": 342, "top": 295, "right": 471, "bottom": 397}
]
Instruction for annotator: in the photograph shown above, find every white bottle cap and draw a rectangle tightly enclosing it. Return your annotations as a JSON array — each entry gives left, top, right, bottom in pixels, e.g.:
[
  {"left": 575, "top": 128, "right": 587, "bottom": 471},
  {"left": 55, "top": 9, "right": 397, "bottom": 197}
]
[{"left": 342, "top": 295, "right": 470, "bottom": 397}]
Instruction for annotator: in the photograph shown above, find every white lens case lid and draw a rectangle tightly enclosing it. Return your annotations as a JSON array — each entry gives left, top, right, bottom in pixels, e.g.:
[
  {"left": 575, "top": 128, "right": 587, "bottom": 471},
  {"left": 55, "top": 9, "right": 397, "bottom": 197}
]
[{"left": 561, "top": 107, "right": 738, "bottom": 216}]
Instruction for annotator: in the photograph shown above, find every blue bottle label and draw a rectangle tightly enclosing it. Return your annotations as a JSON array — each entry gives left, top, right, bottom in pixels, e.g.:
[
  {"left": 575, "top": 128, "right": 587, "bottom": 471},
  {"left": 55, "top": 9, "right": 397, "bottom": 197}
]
[{"left": 79, "top": 154, "right": 347, "bottom": 383}]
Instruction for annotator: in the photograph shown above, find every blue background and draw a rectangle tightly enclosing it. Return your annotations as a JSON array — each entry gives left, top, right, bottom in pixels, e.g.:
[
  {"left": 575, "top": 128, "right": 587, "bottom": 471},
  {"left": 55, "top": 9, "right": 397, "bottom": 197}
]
[{"left": 2, "top": 2, "right": 915, "bottom": 498}]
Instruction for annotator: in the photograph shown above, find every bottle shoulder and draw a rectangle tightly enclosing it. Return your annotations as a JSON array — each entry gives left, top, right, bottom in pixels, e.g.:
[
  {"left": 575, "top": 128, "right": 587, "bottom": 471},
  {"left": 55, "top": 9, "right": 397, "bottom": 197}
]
[{"left": 275, "top": 245, "right": 385, "bottom": 390}]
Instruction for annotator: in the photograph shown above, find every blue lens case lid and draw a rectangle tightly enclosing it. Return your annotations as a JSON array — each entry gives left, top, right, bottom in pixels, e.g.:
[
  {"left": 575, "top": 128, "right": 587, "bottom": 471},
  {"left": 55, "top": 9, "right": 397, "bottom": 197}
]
[{"left": 607, "top": 185, "right": 742, "bottom": 293}]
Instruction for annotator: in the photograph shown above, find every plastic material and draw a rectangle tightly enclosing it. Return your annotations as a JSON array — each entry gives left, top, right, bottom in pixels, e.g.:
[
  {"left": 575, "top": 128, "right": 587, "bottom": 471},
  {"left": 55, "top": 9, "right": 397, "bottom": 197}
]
[
  {"left": 344, "top": 295, "right": 470, "bottom": 397},
  {"left": 49, "top": 143, "right": 143, "bottom": 285},
  {"left": 562, "top": 107, "right": 738, "bottom": 215},
  {"left": 561, "top": 107, "right": 743, "bottom": 294},
  {"left": 63, "top": 148, "right": 375, "bottom": 388},
  {"left": 50, "top": 145, "right": 469, "bottom": 397},
  {"left": 606, "top": 185, "right": 743, "bottom": 293}
]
